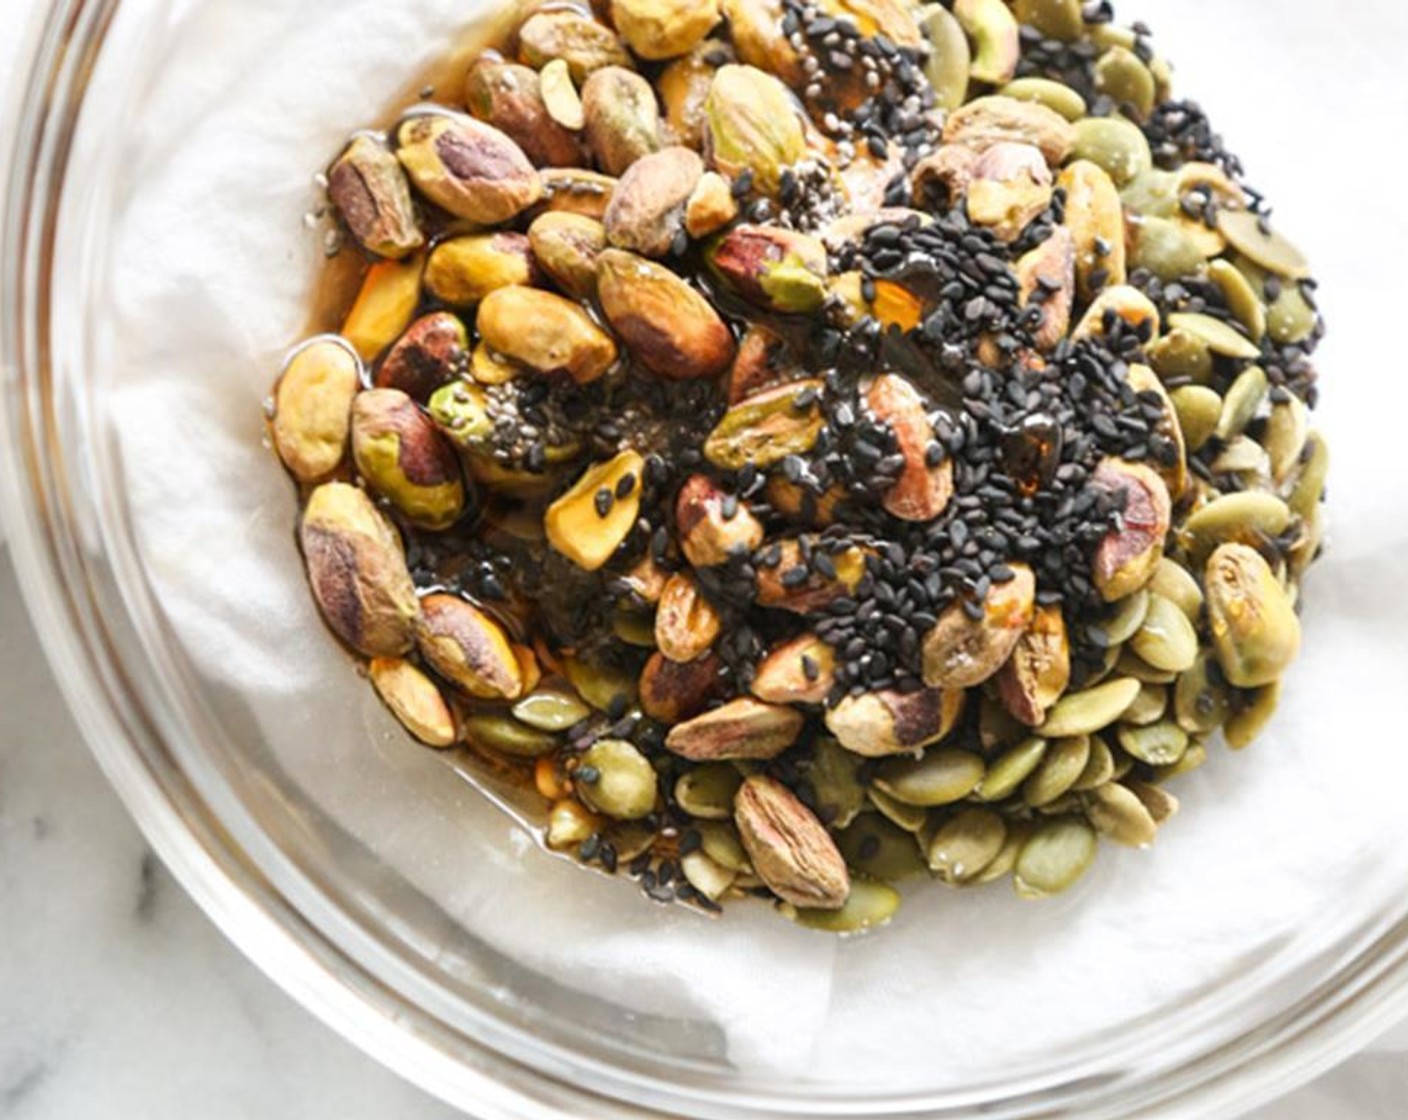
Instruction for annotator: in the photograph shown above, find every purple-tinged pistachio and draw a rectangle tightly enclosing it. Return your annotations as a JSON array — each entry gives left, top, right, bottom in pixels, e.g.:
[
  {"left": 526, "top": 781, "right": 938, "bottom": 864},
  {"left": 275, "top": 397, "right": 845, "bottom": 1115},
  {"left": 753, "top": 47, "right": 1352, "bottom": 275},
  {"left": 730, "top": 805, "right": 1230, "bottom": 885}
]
[
  {"left": 665, "top": 698, "right": 805, "bottom": 761},
  {"left": 685, "top": 170, "right": 739, "bottom": 237},
  {"left": 1090, "top": 458, "right": 1172, "bottom": 602},
  {"left": 720, "top": 0, "right": 806, "bottom": 89},
  {"left": 369, "top": 657, "right": 456, "bottom": 747},
  {"left": 477, "top": 286, "right": 618, "bottom": 384},
  {"left": 1059, "top": 160, "right": 1127, "bottom": 301},
  {"left": 967, "top": 141, "right": 1053, "bottom": 242},
  {"left": 755, "top": 536, "right": 868, "bottom": 613},
  {"left": 704, "top": 380, "right": 825, "bottom": 470},
  {"left": 596, "top": 249, "right": 735, "bottom": 380},
  {"left": 327, "top": 135, "right": 424, "bottom": 259},
  {"left": 464, "top": 58, "right": 581, "bottom": 168},
  {"left": 424, "top": 232, "right": 538, "bottom": 308},
  {"left": 1205, "top": 543, "right": 1302, "bottom": 689},
  {"left": 726, "top": 325, "right": 801, "bottom": 404},
  {"left": 751, "top": 634, "right": 836, "bottom": 705},
  {"left": 351, "top": 389, "right": 467, "bottom": 530},
  {"left": 911, "top": 145, "right": 980, "bottom": 210},
  {"left": 396, "top": 112, "right": 542, "bottom": 226},
  {"left": 735, "top": 775, "right": 850, "bottom": 910},
  {"left": 706, "top": 225, "right": 829, "bottom": 314},
  {"left": 426, "top": 380, "right": 493, "bottom": 451},
  {"left": 1017, "top": 225, "right": 1075, "bottom": 351},
  {"left": 921, "top": 564, "right": 1036, "bottom": 689},
  {"left": 544, "top": 450, "right": 645, "bottom": 571},
  {"left": 864, "top": 373, "right": 954, "bottom": 522},
  {"left": 517, "top": 10, "right": 632, "bottom": 83},
  {"left": 640, "top": 650, "right": 725, "bottom": 723},
  {"left": 675, "top": 473, "right": 765, "bottom": 566},
  {"left": 655, "top": 571, "right": 722, "bottom": 662},
  {"left": 537, "top": 167, "right": 618, "bottom": 219},
  {"left": 272, "top": 337, "right": 362, "bottom": 483},
  {"left": 826, "top": 688, "right": 966, "bottom": 758},
  {"left": 704, "top": 65, "right": 806, "bottom": 196},
  {"left": 996, "top": 604, "right": 1071, "bottom": 727},
  {"left": 342, "top": 255, "right": 426, "bottom": 361},
  {"left": 416, "top": 593, "right": 525, "bottom": 700},
  {"left": 375, "top": 313, "right": 470, "bottom": 402},
  {"left": 299, "top": 482, "right": 419, "bottom": 657},
  {"left": 611, "top": 0, "right": 721, "bottom": 60},
  {"left": 943, "top": 96, "right": 1074, "bottom": 166},
  {"left": 659, "top": 42, "right": 729, "bottom": 148},
  {"left": 604, "top": 146, "right": 704, "bottom": 257},
  {"left": 953, "top": 0, "right": 1020, "bottom": 83},
  {"left": 582, "top": 66, "right": 662, "bottom": 177},
  {"left": 528, "top": 211, "right": 606, "bottom": 300}
]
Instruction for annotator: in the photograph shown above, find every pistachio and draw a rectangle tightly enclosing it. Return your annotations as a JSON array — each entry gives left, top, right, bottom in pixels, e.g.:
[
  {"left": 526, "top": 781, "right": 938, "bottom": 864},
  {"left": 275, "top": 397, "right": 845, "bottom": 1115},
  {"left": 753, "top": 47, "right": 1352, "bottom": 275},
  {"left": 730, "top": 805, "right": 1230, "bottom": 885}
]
[
  {"left": 576, "top": 739, "right": 658, "bottom": 820},
  {"left": 1217, "top": 209, "right": 1311, "bottom": 280},
  {"left": 300, "top": 483, "right": 419, "bottom": 657},
  {"left": 1129, "top": 592, "right": 1199, "bottom": 674},
  {"left": 1169, "top": 385, "right": 1222, "bottom": 453},
  {"left": 704, "top": 65, "right": 806, "bottom": 196},
  {"left": 665, "top": 697, "right": 805, "bottom": 761},
  {"left": 1116, "top": 719, "right": 1189, "bottom": 767},
  {"left": 764, "top": 475, "right": 846, "bottom": 527},
  {"left": 755, "top": 536, "right": 868, "bottom": 612},
  {"left": 735, "top": 775, "right": 850, "bottom": 910},
  {"left": 826, "top": 687, "right": 965, "bottom": 758},
  {"left": 611, "top": 0, "right": 721, "bottom": 60},
  {"left": 468, "top": 343, "right": 522, "bottom": 387},
  {"left": 684, "top": 170, "right": 739, "bottom": 237},
  {"left": 273, "top": 337, "right": 362, "bottom": 483},
  {"left": 465, "top": 712, "right": 559, "bottom": 759},
  {"left": 1182, "top": 491, "right": 1292, "bottom": 569},
  {"left": 707, "top": 225, "right": 830, "bottom": 314},
  {"left": 659, "top": 43, "right": 726, "bottom": 149},
  {"left": 528, "top": 211, "right": 606, "bottom": 300},
  {"left": 582, "top": 66, "right": 662, "bottom": 177},
  {"left": 943, "top": 96, "right": 1076, "bottom": 166},
  {"left": 829, "top": 273, "right": 927, "bottom": 332},
  {"left": 910, "top": 144, "right": 980, "bottom": 210},
  {"left": 351, "top": 389, "right": 467, "bottom": 530},
  {"left": 597, "top": 249, "right": 736, "bottom": 379},
  {"left": 342, "top": 254, "right": 426, "bottom": 361},
  {"left": 1205, "top": 542, "right": 1301, "bottom": 689},
  {"left": 425, "top": 234, "right": 535, "bottom": 310},
  {"left": 921, "top": 564, "right": 1035, "bottom": 689},
  {"left": 837, "top": 816, "right": 928, "bottom": 882},
  {"left": 328, "top": 134, "right": 424, "bottom": 259},
  {"left": 1013, "top": 817, "right": 1098, "bottom": 899},
  {"left": 1070, "top": 115, "right": 1151, "bottom": 187},
  {"left": 375, "top": 313, "right": 469, "bottom": 403},
  {"left": 874, "top": 748, "right": 986, "bottom": 807},
  {"left": 996, "top": 604, "right": 1071, "bottom": 726},
  {"left": 1017, "top": 225, "right": 1076, "bottom": 351},
  {"left": 919, "top": 4, "right": 971, "bottom": 112},
  {"left": 517, "top": 11, "right": 632, "bottom": 83},
  {"left": 639, "top": 650, "right": 725, "bottom": 722},
  {"left": 415, "top": 593, "right": 524, "bottom": 700},
  {"left": 1038, "top": 676, "right": 1140, "bottom": 738},
  {"left": 540, "top": 59, "right": 586, "bottom": 131},
  {"left": 1058, "top": 161, "right": 1126, "bottom": 301},
  {"left": 368, "top": 657, "right": 456, "bottom": 747},
  {"left": 751, "top": 633, "right": 836, "bottom": 705},
  {"left": 864, "top": 373, "right": 954, "bottom": 521},
  {"left": 464, "top": 58, "right": 581, "bottom": 167},
  {"left": 1023, "top": 734, "right": 1091, "bottom": 808},
  {"left": 967, "top": 142, "right": 1054, "bottom": 241},
  {"left": 478, "top": 286, "right": 618, "bottom": 384},
  {"left": 604, "top": 146, "right": 703, "bottom": 257},
  {"left": 1090, "top": 458, "right": 1172, "bottom": 602},
  {"left": 808, "top": 737, "right": 868, "bottom": 829},
  {"left": 704, "top": 380, "right": 826, "bottom": 471},
  {"left": 396, "top": 112, "right": 542, "bottom": 225},
  {"left": 721, "top": 0, "right": 806, "bottom": 87},
  {"left": 952, "top": 0, "right": 1020, "bottom": 84},
  {"left": 727, "top": 324, "right": 801, "bottom": 403},
  {"left": 675, "top": 762, "right": 744, "bottom": 820},
  {"left": 1086, "top": 782, "right": 1159, "bottom": 847},
  {"left": 513, "top": 686, "right": 594, "bottom": 732},
  {"left": 538, "top": 167, "right": 618, "bottom": 219},
  {"left": 976, "top": 736, "right": 1048, "bottom": 802},
  {"left": 675, "top": 473, "right": 766, "bottom": 566},
  {"left": 655, "top": 571, "right": 722, "bottom": 662},
  {"left": 1165, "top": 311, "right": 1261, "bottom": 361},
  {"left": 544, "top": 450, "right": 645, "bottom": 571}
]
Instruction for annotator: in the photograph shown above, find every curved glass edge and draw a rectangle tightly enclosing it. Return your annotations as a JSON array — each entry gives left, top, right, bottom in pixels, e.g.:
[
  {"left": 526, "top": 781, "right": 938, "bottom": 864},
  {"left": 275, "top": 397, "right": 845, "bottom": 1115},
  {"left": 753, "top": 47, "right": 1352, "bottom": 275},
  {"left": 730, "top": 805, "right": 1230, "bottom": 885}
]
[{"left": 5, "top": 3, "right": 1408, "bottom": 1120}]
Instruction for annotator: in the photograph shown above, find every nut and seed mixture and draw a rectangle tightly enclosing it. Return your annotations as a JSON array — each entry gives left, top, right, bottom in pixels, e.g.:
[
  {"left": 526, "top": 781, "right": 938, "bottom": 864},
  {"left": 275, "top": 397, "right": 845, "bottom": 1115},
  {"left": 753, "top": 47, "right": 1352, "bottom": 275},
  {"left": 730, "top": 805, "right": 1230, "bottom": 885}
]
[{"left": 270, "top": 0, "right": 1328, "bottom": 933}]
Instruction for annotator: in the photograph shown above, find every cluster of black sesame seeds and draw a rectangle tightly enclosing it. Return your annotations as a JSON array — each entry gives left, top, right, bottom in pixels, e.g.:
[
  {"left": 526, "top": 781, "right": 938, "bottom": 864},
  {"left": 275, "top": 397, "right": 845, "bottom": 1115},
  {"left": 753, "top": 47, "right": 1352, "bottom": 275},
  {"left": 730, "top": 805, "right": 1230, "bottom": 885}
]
[{"left": 1142, "top": 99, "right": 1249, "bottom": 184}]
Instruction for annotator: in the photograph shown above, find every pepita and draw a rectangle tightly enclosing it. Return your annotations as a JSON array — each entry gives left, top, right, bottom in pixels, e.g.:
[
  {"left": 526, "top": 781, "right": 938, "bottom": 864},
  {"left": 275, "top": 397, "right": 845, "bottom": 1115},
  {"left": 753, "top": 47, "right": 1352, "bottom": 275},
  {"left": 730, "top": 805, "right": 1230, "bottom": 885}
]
[
  {"left": 1014, "top": 817, "right": 1098, "bottom": 899},
  {"left": 874, "top": 748, "right": 986, "bottom": 807},
  {"left": 1116, "top": 719, "right": 1189, "bottom": 766},
  {"left": 1023, "top": 734, "right": 1092, "bottom": 808},
  {"left": 927, "top": 807, "right": 1007, "bottom": 885},
  {"left": 1038, "top": 677, "right": 1141, "bottom": 738}
]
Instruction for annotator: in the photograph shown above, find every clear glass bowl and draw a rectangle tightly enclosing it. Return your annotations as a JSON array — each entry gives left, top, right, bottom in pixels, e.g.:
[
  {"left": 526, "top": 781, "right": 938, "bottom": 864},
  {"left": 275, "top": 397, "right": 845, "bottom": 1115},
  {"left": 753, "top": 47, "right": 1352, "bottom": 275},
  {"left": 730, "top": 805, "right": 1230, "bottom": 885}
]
[{"left": 5, "top": 2, "right": 1408, "bottom": 1117}]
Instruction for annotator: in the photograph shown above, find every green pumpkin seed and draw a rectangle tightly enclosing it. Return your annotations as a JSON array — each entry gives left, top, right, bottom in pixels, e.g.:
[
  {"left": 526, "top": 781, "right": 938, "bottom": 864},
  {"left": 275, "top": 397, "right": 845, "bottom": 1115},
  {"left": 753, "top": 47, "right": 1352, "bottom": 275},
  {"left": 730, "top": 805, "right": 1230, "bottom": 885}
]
[
  {"left": 1148, "top": 557, "right": 1205, "bottom": 622},
  {"left": 681, "top": 849, "right": 736, "bottom": 901},
  {"left": 564, "top": 655, "right": 639, "bottom": 713},
  {"left": 1217, "top": 209, "right": 1311, "bottom": 280},
  {"left": 1263, "top": 396, "right": 1309, "bottom": 486},
  {"left": 1114, "top": 647, "right": 1178, "bottom": 684},
  {"left": 512, "top": 687, "right": 593, "bottom": 732},
  {"left": 787, "top": 879, "right": 901, "bottom": 933},
  {"left": 611, "top": 608, "right": 657, "bottom": 647},
  {"left": 1288, "top": 431, "right": 1329, "bottom": 521},
  {"left": 1071, "top": 116, "right": 1152, "bottom": 187},
  {"left": 1214, "top": 365, "right": 1269, "bottom": 441},
  {"left": 1088, "top": 22, "right": 1135, "bottom": 50},
  {"left": 1173, "top": 651, "right": 1234, "bottom": 735},
  {"left": 874, "top": 749, "right": 986, "bottom": 807},
  {"left": 1150, "top": 55, "right": 1173, "bottom": 101},
  {"left": 1166, "top": 312, "right": 1261, "bottom": 360},
  {"left": 1121, "top": 168, "right": 1179, "bottom": 218},
  {"left": 1208, "top": 259, "right": 1266, "bottom": 342},
  {"left": 1130, "top": 593, "right": 1199, "bottom": 673},
  {"left": 868, "top": 787, "right": 931, "bottom": 833},
  {"left": 838, "top": 815, "right": 929, "bottom": 881},
  {"left": 928, "top": 807, "right": 1007, "bottom": 884},
  {"left": 464, "top": 712, "right": 561, "bottom": 758},
  {"left": 1182, "top": 490, "right": 1293, "bottom": 568},
  {"left": 1168, "top": 385, "right": 1221, "bottom": 452},
  {"left": 1084, "top": 642, "right": 1122, "bottom": 687},
  {"left": 919, "top": 5, "right": 972, "bottom": 112},
  {"left": 1122, "top": 683, "right": 1168, "bottom": 727},
  {"left": 1085, "top": 782, "right": 1158, "bottom": 847},
  {"left": 808, "top": 737, "right": 868, "bottom": 830},
  {"left": 1125, "top": 779, "right": 1179, "bottom": 825},
  {"left": 977, "top": 736, "right": 1049, "bottom": 801},
  {"left": 999, "top": 77, "right": 1087, "bottom": 120},
  {"left": 973, "top": 820, "right": 1031, "bottom": 884},
  {"left": 1094, "top": 46, "right": 1156, "bottom": 119},
  {"left": 697, "top": 820, "right": 751, "bottom": 872},
  {"left": 674, "top": 763, "right": 744, "bottom": 820},
  {"left": 979, "top": 692, "right": 1026, "bottom": 752},
  {"left": 1225, "top": 680, "right": 1282, "bottom": 750},
  {"left": 1038, "top": 677, "right": 1141, "bottom": 738},
  {"left": 578, "top": 739, "right": 657, "bottom": 820},
  {"left": 1014, "top": 817, "right": 1098, "bottom": 899},
  {"left": 1210, "top": 436, "right": 1270, "bottom": 479},
  {"left": 608, "top": 822, "right": 657, "bottom": 863},
  {"left": 1071, "top": 734, "right": 1118, "bottom": 791},
  {"left": 1093, "top": 588, "right": 1150, "bottom": 647},
  {"left": 1267, "top": 281, "right": 1318, "bottom": 346},
  {"left": 1024, "top": 734, "right": 1092, "bottom": 807},
  {"left": 1013, "top": 0, "right": 1083, "bottom": 40},
  {"left": 1149, "top": 328, "right": 1214, "bottom": 384},
  {"left": 1129, "top": 216, "right": 1208, "bottom": 281},
  {"left": 1116, "top": 719, "right": 1189, "bottom": 766},
  {"left": 1153, "top": 737, "right": 1207, "bottom": 782}
]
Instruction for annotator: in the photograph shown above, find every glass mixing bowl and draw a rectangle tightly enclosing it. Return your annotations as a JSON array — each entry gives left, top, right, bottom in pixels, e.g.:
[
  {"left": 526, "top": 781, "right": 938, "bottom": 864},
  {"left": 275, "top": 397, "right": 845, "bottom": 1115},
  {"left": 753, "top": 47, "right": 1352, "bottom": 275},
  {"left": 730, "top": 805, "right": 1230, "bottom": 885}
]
[{"left": 5, "top": 1, "right": 1408, "bottom": 1117}]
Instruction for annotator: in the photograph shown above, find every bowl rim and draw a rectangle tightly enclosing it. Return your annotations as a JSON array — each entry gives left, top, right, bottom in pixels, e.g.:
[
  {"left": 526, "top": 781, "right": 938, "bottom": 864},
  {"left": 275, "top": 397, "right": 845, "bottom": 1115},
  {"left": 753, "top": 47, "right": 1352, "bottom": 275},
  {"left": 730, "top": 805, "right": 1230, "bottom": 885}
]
[{"left": 6, "top": 3, "right": 1408, "bottom": 1119}]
